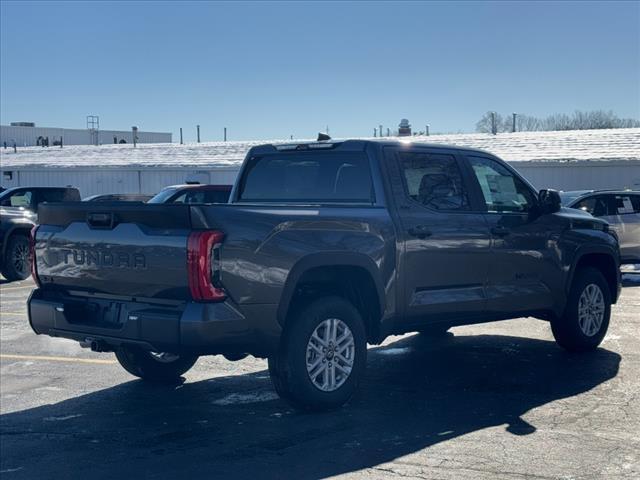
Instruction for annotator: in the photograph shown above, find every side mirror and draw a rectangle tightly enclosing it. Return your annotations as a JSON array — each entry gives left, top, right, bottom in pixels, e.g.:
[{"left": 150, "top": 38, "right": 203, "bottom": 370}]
[{"left": 538, "top": 189, "right": 561, "bottom": 214}]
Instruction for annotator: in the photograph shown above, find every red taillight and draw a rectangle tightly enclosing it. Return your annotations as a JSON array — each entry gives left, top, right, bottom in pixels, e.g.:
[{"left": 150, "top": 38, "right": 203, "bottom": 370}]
[
  {"left": 30, "top": 225, "right": 41, "bottom": 287},
  {"left": 187, "top": 231, "right": 226, "bottom": 302}
]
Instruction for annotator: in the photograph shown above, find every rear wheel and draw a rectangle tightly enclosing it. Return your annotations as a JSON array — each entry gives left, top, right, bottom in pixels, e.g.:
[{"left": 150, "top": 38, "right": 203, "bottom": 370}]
[
  {"left": 268, "top": 296, "right": 367, "bottom": 411},
  {"left": 115, "top": 346, "right": 198, "bottom": 383},
  {"left": 1, "top": 235, "right": 31, "bottom": 281},
  {"left": 551, "top": 267, "right": 611, "bottom": 352}
]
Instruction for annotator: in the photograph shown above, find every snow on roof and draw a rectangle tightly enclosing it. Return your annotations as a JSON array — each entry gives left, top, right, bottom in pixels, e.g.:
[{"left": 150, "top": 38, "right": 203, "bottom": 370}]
[{"left": 1, "top": 128, "right": 638, "bottom": 169}]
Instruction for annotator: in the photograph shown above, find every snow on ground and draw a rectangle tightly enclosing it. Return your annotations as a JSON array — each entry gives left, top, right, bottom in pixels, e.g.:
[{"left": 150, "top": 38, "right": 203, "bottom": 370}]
[{"left": 1, "top": 128, "right": 639, "bottom": 169}]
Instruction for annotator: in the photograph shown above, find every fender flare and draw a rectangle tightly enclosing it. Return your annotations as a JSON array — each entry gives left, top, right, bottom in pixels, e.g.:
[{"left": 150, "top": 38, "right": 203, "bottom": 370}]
[
  {"left": 277, "top": 252, "right": 386, "bottom": 326},
  {"left": 566, "top": 243, "right": 620, "bottom": 296}
]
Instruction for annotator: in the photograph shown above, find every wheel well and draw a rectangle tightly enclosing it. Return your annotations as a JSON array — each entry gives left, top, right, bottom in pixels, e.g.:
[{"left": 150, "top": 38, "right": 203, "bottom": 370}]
[
  {"left": 574, "top": 253, "right": 618, "bottom": 302},
  {"left": 286, "top": 265, "right": 382, "bottom": 343}
]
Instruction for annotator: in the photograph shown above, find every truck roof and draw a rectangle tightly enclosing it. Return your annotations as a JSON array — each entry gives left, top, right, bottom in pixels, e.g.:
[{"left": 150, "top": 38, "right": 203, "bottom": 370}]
[{"left": 249, "top": 138, "right": 498, "bottom": 158}]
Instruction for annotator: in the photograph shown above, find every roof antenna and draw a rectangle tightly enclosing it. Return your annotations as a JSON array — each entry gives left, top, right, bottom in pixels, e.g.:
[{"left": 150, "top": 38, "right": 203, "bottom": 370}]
[{"left": 317, "top": 132, "right": 331, "bottom": 141}]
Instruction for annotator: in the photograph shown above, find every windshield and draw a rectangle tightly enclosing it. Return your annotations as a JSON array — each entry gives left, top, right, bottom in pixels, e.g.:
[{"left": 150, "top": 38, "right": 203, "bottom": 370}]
[
  {"left": 147, "top": 188, "right": 179, "bottom": 204},
  {"left": 560, "top": 191, "right": 592, "bottom": 206}
]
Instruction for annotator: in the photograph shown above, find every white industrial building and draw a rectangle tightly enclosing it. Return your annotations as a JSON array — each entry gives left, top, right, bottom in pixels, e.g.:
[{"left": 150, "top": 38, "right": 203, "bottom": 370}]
[
  {"left": 0, "top": 123, "right": 171, "bottom": 147},
  {"left": 0, "top": 128, "right": 638, "bottom": 198}
]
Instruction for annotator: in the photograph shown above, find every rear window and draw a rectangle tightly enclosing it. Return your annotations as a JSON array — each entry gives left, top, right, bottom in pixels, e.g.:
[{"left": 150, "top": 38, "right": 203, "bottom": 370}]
[{"left": 238, "top": 152, "right": 373, "bottom": 203}]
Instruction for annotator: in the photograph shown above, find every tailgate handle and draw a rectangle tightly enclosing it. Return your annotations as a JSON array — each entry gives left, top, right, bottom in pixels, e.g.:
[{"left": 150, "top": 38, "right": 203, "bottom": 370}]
[{"left": 87, "top": 212, "right": 115, "bottom": 229}]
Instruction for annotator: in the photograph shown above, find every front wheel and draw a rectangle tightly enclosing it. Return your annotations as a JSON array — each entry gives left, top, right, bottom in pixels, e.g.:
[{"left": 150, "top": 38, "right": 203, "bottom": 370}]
[
  {"left": 115, "top": 346, "right": 198, "bottom": 383},
  {"left": 551, "top": 267, "right": 611, "bottom": 352},
  {"left": 269, "top": 296, "right": 367, "bottom": 411}
]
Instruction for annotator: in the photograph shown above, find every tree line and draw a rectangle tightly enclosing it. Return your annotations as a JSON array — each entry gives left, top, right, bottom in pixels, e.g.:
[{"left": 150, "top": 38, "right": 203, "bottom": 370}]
[{"left": 475, "top": 110, "right": 640, "bottom": 134}]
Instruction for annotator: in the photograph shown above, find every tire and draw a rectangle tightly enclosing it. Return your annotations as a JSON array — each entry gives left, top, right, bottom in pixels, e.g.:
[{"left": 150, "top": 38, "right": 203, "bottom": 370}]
[
  {"left": 551, "top": 267, "right": 611, "bottom": 352},
  {"left": 1, "top": 235, "right": 31, "bottom": 281},
  {"left": 115, "top": 346, "right": 198, "bottom": 383},
  {"left": 268, "top": 296, "right": 367, "bottom": 411}
]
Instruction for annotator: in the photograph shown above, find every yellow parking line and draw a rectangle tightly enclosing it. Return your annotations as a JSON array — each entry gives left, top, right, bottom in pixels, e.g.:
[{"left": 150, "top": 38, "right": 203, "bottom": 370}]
[
  {"left": 0, "top": 354, "right": 116, "bottom": 365},
  {"left": 1, "top": 311, "right": 27, "bottom": 316}
]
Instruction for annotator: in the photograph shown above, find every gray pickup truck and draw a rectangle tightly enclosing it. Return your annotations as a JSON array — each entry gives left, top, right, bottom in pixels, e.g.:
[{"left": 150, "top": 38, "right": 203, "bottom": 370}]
[{"left": 28, "top": 140, "right": 621, "bottom": 410}]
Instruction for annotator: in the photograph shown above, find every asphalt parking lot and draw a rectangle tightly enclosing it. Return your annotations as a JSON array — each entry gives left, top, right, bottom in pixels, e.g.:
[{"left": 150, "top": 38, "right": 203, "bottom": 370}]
[{"left": 1, "top": 275, "right": 639, "bottom": 480}]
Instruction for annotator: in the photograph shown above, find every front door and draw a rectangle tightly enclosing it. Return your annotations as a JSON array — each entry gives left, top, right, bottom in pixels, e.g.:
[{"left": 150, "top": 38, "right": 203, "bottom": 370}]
[
  {"left": 464, "top": 154, "right": 560, "bottom": 316},
  {"left": 385, "top": 147, "right": 491, "bottom": 328}
]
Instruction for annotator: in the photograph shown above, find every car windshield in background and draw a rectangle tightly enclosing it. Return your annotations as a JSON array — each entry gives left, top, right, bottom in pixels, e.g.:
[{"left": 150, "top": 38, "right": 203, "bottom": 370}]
[
  {"left": 238, "top": 152, "right": 373, "bottom": 203},
  {"left": 147, "top": 188, "right": 179, "bottom": 204},
  {"left": 560, "top": 191, "right": 593, "bottom": 206}
]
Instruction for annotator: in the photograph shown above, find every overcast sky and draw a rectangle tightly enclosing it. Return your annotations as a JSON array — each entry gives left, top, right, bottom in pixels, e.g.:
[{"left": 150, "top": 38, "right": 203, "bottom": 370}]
[{"left": 1, "top": 1, "right": 638, "bottom": 141}]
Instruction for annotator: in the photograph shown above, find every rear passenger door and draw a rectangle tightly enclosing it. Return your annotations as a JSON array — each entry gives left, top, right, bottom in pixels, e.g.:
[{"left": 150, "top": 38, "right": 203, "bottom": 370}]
[{"left": 385, "top": 147, "right": 491, "bottom": 327}]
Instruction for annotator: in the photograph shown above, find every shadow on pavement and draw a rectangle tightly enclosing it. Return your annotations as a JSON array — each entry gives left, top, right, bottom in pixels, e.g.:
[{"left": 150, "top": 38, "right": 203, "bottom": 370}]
[{"left": 0, "top": 333, "right": 621, "bottom": 479}]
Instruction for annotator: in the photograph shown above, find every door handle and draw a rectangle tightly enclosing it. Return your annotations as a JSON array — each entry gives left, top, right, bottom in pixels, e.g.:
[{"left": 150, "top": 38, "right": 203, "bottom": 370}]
[
  {"left": 408, "top": 225, "right": 432, "bottom": 239},
  {"left": 491, "top": 225, "right": 511, "bottom": 237}
]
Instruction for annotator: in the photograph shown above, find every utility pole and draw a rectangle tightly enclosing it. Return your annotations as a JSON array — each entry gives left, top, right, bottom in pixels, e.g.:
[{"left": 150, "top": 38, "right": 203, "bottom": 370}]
[
  {"left": 197, "top": 125, "right": 201, "bottom": 143},
  {"left": 512, "top": 113, "right": 517, "bottom": 133},
  {"left": 180, "top": 128, "right": 183, "bottom": 144},
  {"left": 224, "top": 127, "right": 227, "bottom": 142}
]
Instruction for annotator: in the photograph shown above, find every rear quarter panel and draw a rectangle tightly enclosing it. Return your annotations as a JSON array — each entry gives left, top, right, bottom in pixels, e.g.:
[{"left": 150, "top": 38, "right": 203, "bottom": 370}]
[{"left": 190, "top": 204, "right": 398, "bottom": 322}]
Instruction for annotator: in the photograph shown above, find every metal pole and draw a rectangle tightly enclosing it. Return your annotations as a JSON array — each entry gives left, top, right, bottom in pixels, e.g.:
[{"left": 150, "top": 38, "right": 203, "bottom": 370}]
[
  {"left": 491, "top": 112, "right": 497, "bottom": 135},
  {"left": 426, "top": 125, "right": 430, "bottom": 136},
  {"left": 512, "top": 113, "right": 517, "bottom": 133},
  {"left": 132, "top": 126, "right": 138, "bottom": 148},
  {"left": 224, "top": 127, "right": 227, "bottom": 142},
  {"left": 373, "top": 128, "right": 377, "bottom": 137},
  {"left": 379, "top": 125, "right": 383, "bottom": 137},
  {"left": 197, "top": 125, "right": 200, "bottom": 143},
  {"left": 180, "top": 128, "right": 183, "bottom": 144}
]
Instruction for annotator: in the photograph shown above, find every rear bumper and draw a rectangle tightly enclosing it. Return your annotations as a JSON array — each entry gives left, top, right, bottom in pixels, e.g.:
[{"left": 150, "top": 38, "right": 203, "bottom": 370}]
[{"left": 28, "top": 289, "right": 281, "bottom": 358}]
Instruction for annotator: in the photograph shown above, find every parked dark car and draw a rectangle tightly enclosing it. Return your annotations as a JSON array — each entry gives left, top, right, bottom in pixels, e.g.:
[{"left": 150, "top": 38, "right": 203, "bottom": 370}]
[
  {"left": 84, "top": 193, "right": 153, "bottom": 203},
  {"left": 147, "top": 184, "right": 232, "bottom": 204},
  {"left": 28, "top": 140, "right": 620, "bottom": 410},
  {"left": 0, "top": 186, "right": 80, "bottom": 280},
  {"left": 561, "top": 190, "right": 640, "bottom": 264}
]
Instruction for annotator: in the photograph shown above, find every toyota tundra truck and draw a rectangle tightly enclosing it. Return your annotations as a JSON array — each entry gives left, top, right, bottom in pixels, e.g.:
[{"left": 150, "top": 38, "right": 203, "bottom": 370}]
[{"left": 28, "top": 139, "right": 621, "bottom": 410}]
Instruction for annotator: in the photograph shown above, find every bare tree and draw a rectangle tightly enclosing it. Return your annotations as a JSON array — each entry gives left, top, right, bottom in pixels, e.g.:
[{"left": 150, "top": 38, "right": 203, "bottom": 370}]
[
  {"left": 478, "top": 110, "right": 640, "bottom": 133},
  {"left": 475, "top": 111, "right": 504, "bottom": 134}
]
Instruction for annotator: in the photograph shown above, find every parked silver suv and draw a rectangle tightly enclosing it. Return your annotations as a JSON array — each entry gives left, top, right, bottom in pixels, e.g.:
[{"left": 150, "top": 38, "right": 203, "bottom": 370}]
[{"left": 561, "top": 190, "right": 640, "bottom": 264}]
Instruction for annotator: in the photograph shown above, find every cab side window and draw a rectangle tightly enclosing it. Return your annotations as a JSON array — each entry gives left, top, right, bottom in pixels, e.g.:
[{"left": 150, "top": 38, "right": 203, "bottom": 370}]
[
  {"left": 468, "top": 156, "right": 536, "bottom": 213},
  {"left": 2, "top": 190, "right": 33, "bottom": 208},
  {"left": 398, "top": 152, "right": 469, "bottom": 211}
]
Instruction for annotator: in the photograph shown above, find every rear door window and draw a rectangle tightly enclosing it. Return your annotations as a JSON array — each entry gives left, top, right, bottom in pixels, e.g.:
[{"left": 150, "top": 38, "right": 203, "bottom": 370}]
[
  {"left": 238, "top": 152, "right": 373, "bottom": 203},
  {"left": 614, "top": 195, "right": 637, "bottom": 215},
  {"left": 397, "top": 151, "right": 470, "bottom": 211}
]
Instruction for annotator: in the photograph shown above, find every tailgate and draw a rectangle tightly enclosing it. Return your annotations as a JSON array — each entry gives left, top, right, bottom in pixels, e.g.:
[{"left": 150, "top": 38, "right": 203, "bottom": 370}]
[{"left": 35, "top": 202, "right": 192, "bottom": 300}]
